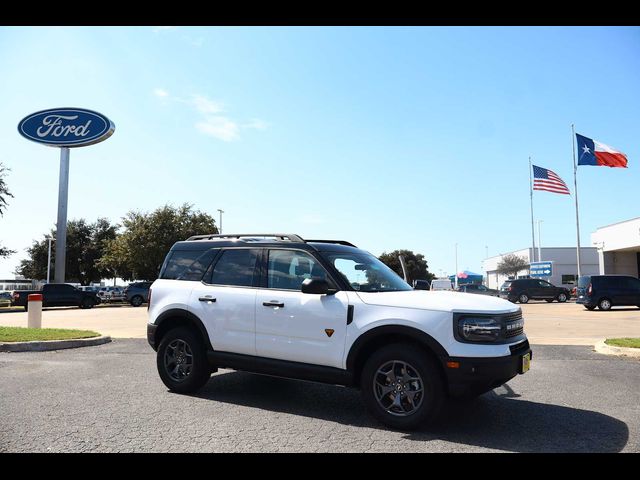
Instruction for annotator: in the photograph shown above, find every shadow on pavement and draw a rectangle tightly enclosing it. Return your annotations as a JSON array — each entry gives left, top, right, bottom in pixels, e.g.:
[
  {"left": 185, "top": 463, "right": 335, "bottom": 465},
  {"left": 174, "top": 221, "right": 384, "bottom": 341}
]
[{"left": 191, "top": 371, "right": 628, "bottom": 453}]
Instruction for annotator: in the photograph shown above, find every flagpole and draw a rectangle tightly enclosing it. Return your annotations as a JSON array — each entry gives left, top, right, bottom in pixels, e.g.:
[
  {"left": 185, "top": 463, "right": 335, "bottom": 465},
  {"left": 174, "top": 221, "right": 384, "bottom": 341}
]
[
  {"left": 572, "top": 124, "right": 582, "bottom": 278},
  {"left": 529, "top": 157, "right": 537, "bottom": 263}
]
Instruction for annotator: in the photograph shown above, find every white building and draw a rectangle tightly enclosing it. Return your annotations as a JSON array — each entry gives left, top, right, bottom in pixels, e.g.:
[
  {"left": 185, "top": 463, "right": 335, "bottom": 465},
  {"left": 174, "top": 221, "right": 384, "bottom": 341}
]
[
  {"left": 484, "top": 247, "right": 599, "bottom": 290},
  {"left": 591, "top": 217, "right": 640, "bottom": 277}
]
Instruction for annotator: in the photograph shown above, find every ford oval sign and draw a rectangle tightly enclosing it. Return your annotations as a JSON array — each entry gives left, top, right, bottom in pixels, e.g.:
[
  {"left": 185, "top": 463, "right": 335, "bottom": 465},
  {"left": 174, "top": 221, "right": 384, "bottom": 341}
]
[{"left": 18, "top": 108, "right": 115, "bottom": 147}]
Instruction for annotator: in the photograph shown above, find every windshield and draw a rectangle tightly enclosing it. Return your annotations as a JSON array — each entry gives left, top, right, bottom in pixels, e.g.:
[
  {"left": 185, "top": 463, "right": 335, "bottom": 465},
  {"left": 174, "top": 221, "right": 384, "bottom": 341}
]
[{"left": 322, "top": 251, "right": 412, "bottom": 292}]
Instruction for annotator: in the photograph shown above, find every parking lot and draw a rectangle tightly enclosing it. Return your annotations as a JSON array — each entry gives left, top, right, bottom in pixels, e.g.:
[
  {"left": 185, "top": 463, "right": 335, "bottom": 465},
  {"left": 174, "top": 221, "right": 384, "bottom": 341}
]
[
  {"left": 1, "top": 300, "right": 639, "bottom": 345},
  {"left": 1, "top": 300, "right": 639, "bottom": 452}
]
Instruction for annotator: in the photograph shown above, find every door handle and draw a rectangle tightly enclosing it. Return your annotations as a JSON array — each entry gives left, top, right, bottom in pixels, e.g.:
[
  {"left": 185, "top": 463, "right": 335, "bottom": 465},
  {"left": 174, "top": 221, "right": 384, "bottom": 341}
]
[
  {"left": 198, "top": 296, "right": 216, "bottom": 302},
  {"left": 263, "top": 301, "right": 284, "bottom": 308}
]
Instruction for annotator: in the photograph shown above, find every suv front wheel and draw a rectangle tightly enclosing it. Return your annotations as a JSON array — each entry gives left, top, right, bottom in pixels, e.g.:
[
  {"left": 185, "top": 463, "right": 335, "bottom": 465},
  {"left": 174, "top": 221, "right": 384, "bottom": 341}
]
[
  {"left": 360, "top": 343, "right": 444, "bottom": 430},
  {"left": 157, "top": 327, "right": 211, "bottom": 393}
]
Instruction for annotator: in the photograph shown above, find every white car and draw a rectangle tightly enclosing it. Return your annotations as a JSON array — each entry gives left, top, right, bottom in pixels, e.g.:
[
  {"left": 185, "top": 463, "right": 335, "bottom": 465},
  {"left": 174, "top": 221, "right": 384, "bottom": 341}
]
[
  {"left": 147, "top": 233, "right": 531, "bottom": 430},
  {"left": 430, "top": 278, "right": 454, "bottom": 291}
]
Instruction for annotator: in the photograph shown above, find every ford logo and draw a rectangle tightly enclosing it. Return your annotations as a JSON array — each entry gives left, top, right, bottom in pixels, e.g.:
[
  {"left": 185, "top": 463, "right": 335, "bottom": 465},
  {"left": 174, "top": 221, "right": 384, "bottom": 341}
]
[{"left": 18, "top": 108, "right": 115, "bottom": 147}]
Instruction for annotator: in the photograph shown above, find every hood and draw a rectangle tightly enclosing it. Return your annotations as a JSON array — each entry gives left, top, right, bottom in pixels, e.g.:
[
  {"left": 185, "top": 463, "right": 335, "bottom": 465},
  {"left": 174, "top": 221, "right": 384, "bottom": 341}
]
[{"left": 355, "top": 290, "right": 519, "bottom": 314}]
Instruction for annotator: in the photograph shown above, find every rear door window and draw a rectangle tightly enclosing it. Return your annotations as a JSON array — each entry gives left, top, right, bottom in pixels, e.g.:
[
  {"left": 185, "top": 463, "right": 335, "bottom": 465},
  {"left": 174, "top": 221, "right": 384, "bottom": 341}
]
[{"left": 209, "top": 249, "right": 260, "bottom": 287}]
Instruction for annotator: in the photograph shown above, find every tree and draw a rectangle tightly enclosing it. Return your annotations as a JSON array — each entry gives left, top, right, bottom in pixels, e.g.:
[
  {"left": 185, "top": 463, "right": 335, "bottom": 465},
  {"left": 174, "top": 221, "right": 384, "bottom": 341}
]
[
  {"left": 496, "top": 254, "right": 530, "bottom": 277},
  {"left": 14, "top": 218, "right": 118, "bottom": 284},
  {"left": 100, "top": 204, "right": 217, "bottom": 281},
  {"left": 378, "top": 249, "right": 435, "bottom": 285},
  {"left": 0, "top": 162, "right": 15, "bottom": 258}
]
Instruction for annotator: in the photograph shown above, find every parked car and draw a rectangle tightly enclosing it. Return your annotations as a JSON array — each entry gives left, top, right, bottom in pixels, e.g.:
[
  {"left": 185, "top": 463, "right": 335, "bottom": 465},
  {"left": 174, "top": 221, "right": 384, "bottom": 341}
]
[
  {"left": 500, "top": 278, "right": 570, "bottom": 304},
  {"left": 98, "top": 286, "right": 126, "bottom": 303},
  {"left": 147, "top": 233, "right": 531, "bottom": 430},
  {"left": 124, "top": 282, "right": 152, "bottom": 307},
  {"left": 11, "top": 284, "right": 100, "bottom": 310},
  {"left": 430, "top": 278, "right": 454, "bottom": 291},
  {"left": 576, "top": 275, "right": 640, "bottom": 311},
  {"left": 457, "top": 284, "right": 499, "bottom": 296},
  {"left": 0, "top": 291, "right": 12, "bottom": 307}
]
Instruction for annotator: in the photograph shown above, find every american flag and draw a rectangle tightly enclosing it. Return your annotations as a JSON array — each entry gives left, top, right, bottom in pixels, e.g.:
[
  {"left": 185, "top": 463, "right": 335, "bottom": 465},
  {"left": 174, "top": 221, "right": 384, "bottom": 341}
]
[{"left": 532, "top": 165, "right": 571, "bottom": 195}]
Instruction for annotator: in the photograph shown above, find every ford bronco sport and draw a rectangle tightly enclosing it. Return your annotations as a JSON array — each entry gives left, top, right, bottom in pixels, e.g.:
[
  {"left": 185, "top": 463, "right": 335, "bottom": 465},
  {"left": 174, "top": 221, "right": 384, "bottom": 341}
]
[{"left": 147, "top": 234, "right": 532, "bottom": 430}]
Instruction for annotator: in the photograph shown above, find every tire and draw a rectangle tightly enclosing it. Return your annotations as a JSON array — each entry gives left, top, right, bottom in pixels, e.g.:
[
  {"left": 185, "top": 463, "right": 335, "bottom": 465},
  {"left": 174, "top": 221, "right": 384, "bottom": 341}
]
[
  {"left": 584, "top": 305, "right": 596, "bottom": 311},
  {"left": 360, "top": 343, "right": 444, "bottom": 431},
  {"left": 598, "top": 298, "right": 612, "bottom": 311},
  {"left": 80, "top": 297, "right": 95, "bottom": 309},
  {"left": 23, "top": 304, "right": 28, "bottom": 312},
  {"left": 557, "top": 293, "right": 568, "bottom": 303},
  {"left": 130, "top": 295, "right": 143, "bottom": 307},
  {"left": 518, "top": 293, "right": 529, "bottom": 304},
  {"left": 157, "top": 327, "right": 211, "bottom": 394}
]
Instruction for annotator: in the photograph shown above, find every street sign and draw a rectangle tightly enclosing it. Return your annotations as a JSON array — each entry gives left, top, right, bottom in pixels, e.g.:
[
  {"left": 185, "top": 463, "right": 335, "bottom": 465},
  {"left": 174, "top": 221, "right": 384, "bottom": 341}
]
[
  {"left": 530, "top": 261, "right": 553, "bottom": 277},
  {"left": 17, "top": 108, "right": 115, "bottom": 147}
]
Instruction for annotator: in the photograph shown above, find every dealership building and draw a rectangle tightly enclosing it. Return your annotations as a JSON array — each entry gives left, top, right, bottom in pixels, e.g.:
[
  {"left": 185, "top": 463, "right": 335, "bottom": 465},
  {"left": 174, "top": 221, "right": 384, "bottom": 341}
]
[
  {"left": 591, "top": 217, "right": 640, "bottom": 277},
  {"left": 484, "top": 247, "right": 599, "bottom": 290},
  {"left": 484, "top": 217, "right": 640, "bottom": 289}
]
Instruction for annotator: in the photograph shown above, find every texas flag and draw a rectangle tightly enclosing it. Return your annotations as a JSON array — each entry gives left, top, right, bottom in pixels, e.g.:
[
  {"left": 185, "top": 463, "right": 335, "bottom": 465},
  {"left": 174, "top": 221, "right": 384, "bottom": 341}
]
[{"left": 576, "top": 133, "right": 628, "bottom": 168}]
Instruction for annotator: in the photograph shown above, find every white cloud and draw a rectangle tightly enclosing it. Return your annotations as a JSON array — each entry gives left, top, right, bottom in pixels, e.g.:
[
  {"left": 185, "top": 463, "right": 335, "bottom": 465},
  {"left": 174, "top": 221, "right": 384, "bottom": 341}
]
[
  {"left": 191, "top": 95, "right": 224, "bottom": 114},
  {"left": 153, "top": 88, "right": 169, "bottom": 98},
  {"left": 195, "top": 116, "right": 240, "bottom": 142},
  {"left": 242, "top": 118, "right": 269, "bottom": 130}
]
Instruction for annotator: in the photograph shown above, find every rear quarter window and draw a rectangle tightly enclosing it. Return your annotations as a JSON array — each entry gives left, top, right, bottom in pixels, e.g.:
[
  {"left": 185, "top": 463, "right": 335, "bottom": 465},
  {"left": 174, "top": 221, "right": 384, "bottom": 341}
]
[{"left": 160, "top": 249, "right": 218, "bottom": 280}]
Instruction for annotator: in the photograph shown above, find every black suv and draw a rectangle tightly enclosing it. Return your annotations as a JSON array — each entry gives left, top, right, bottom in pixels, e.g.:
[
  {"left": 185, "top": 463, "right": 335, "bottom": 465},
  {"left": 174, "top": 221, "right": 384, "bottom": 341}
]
[
  {"left": 457, "top": 284, "right": 499, "bottom": 296},
  {"left": 576, "top": 275, "right": 640, "bottom": 311},
  {"left": 500, "top": 279, "right": 570, "bottom": 304}
]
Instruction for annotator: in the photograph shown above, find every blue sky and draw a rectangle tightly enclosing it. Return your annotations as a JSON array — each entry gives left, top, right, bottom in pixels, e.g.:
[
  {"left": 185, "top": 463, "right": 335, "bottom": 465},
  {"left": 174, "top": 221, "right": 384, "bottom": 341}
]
[{"left": 0, "top": 26, "right": 639, "bottom": 279}]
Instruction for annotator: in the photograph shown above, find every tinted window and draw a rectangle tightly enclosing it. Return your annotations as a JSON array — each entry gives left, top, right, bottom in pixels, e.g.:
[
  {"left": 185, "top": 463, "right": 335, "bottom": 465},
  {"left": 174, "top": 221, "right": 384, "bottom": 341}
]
[
  {"left": 267, "top": 250, "right": 329, "bottom": 290},
  {"left": 210, "top": 249, "right": 259, "bottom": 287},
  {"left": 161, "top": 249, "right": 209, "bottom": 280},
  {"left": 620, "top": 277, "right": 640, "bottom": 289},
  {"left": 178, "top": 249, "right": 219, "bottom": 281}
]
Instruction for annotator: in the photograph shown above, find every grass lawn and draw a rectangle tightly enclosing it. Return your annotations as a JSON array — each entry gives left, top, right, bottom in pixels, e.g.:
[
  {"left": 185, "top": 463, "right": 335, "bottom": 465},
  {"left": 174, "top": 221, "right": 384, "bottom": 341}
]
[
  {"left": 0, "top": 326, "right": 101, "bottom": 343},
  {"left": 605, "top": 338, "right": 640, "bottom": 349}
]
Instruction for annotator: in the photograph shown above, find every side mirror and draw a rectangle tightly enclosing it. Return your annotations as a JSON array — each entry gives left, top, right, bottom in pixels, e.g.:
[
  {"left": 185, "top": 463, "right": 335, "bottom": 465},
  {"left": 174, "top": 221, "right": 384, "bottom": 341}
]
[
  {"left": 301, "top": 278, "right": 330, "bottom": 295},
  {"left": 413, "top": 279, "right": 430, "bottom": 290}
]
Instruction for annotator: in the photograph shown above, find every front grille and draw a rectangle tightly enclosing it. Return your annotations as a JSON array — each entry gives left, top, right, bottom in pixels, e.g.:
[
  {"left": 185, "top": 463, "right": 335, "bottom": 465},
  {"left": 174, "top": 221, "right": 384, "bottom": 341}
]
[{"left": 501, "top": 310, "right": 524, "bottom": 338}]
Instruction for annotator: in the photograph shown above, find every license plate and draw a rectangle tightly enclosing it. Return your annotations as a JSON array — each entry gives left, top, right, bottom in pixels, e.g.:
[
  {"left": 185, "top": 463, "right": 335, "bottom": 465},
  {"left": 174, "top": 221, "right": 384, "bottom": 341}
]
[{"left": 521, "top": 352, "right": 531, "bottom": 373}]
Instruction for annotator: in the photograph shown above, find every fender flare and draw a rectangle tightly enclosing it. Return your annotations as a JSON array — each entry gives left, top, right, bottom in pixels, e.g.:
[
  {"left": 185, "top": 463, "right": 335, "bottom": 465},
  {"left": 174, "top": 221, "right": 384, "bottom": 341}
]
[
  {"left": 154, "top": 308, "right": 213, "bottom": 351},
  {"left": 345, "top": 324, "right": 449, "bottom": 372}
]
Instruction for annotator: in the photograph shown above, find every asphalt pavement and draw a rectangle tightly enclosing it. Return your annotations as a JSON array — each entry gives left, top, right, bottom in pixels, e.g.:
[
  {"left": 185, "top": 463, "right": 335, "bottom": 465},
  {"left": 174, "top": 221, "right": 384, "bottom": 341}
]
[{"left": 0, "top": 339, "right": 638, "bottom": 452}]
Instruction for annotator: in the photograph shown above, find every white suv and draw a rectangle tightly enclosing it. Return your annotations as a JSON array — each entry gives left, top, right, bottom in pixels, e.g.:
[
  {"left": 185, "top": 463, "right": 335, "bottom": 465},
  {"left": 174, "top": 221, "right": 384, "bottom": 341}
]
[{"left": 147, "top": 233, "right": 532, "bottom": 430}]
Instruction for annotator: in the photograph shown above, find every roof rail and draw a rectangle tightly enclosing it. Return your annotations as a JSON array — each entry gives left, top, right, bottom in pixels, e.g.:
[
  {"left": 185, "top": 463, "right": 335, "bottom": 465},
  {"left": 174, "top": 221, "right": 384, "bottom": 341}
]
[
  {"left": 305, "top": 239, "right": 357, "bottom": 248},
  {"left": 186, "top": 233, "right": 305, "bottom": 242}
]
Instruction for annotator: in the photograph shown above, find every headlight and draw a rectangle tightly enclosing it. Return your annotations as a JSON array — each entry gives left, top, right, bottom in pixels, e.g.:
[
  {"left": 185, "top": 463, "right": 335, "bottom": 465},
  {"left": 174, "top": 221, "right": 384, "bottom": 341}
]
[{"left": 458, "top": 316, "right": 501, "bottom": 342}]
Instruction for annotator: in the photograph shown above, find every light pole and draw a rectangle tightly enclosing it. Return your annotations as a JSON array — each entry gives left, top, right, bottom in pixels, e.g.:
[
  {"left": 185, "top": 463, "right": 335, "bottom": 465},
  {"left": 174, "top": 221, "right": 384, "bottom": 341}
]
[
  {"left": 46, "top": 236, "right": 54, "bottom": 284},
  {"left": 454, "top": 243, "right": 458, "bottom": 289},
  {"left": 217, "top": 209, "right": 224, "bottom": 234},
  {"left": 537, "top": 220, "right": 543, "bottom": 262}
]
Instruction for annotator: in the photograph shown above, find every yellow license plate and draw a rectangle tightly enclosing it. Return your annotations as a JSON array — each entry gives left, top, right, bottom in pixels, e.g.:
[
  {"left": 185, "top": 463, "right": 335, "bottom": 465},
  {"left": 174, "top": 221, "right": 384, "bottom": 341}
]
[{"left": 521, "top": 353, "right": 531, "bottom": 373}]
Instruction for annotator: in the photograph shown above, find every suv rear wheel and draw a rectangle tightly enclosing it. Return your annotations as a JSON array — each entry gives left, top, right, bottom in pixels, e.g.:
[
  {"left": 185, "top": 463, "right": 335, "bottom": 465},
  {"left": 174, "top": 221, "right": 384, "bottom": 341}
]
[
  {"left": 360, "top": 343, "right": 444, "bottom": 430},
  {"left": 598, "top": 298, "right": 612, "bottom": 311},
  {"left": 157, "top": 327, "right": 211, "bottom": 393},
  {"left": 518, "top": 293, "right": 529, "bottom": 304}
]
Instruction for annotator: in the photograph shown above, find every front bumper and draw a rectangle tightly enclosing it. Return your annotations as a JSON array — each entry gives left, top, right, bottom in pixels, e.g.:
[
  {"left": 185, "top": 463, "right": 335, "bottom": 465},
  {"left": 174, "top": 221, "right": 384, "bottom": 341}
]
[
  {"left": 444, "top": 340, "right": 532, "bottom": 397},
  {"left": 147, "top": 323, "right": 158, "bottom": 351}
]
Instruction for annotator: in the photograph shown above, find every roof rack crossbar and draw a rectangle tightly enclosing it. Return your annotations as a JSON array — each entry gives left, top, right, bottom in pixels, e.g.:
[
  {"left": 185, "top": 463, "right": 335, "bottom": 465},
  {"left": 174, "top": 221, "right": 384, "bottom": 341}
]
[
  {"left": 186, "top": 233, "right": 305, "bottom": 242},
  {"left": 305, "top": 239, "right": 357, "bottom": 248}
]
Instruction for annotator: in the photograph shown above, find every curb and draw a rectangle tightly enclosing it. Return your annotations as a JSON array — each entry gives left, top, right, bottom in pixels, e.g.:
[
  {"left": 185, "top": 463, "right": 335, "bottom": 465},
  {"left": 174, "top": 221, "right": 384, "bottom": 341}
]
[
  {"left": 0, "top": 335, "right": 112, "bottom": 352},
  {"left": 594, "top": 339, "right": 640, "bottom": 359}
]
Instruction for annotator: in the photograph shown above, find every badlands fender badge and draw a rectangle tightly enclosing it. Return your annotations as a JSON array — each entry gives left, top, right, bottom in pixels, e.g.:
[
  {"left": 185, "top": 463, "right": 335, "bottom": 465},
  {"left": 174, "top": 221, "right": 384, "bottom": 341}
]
[{"left": 325, "top": 329, "right": 334, "bottom": 337}]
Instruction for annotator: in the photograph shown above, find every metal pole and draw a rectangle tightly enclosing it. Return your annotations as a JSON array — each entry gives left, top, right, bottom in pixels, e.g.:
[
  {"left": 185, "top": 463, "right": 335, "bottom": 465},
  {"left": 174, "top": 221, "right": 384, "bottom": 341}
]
[
  {"left": 537, "top": 220, "right": 543, "bottom": 262},
  {"left": 529, "top": 157, "right": 537, "bottom": 263},
  {"left": 46, "top": 237, "right": 52, "bottom": 283},
  {"left": 572, "top": 124, "right": 582, "bottom": 278},
  {"left": 217, "top": 209, "right": 224, "bottom": 234},
  {"left": 54, "top": 147, "right": 70, "bottom": 284},
  {"left": 454, "top": 243, "right": 458, "bottom": 289}
]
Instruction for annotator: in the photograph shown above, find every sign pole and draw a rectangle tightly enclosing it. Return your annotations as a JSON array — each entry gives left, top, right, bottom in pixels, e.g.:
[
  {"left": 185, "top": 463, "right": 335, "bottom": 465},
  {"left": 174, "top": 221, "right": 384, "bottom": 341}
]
[
  {"left": 54, "top": 147, "right": 70, "bottom": 284},
  {"left": 571, "top": 124, "right": 582, "bottom": 278},
  {"left": 529, "top": 157, "right": 537, "bottom": 263}
]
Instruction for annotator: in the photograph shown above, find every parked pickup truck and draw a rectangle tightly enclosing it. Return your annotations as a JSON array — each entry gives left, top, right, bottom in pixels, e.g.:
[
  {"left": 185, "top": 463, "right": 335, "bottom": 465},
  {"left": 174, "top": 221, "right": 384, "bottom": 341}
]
[{"left": 12, "top": 284, "right": 100, "bottom": 311}]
